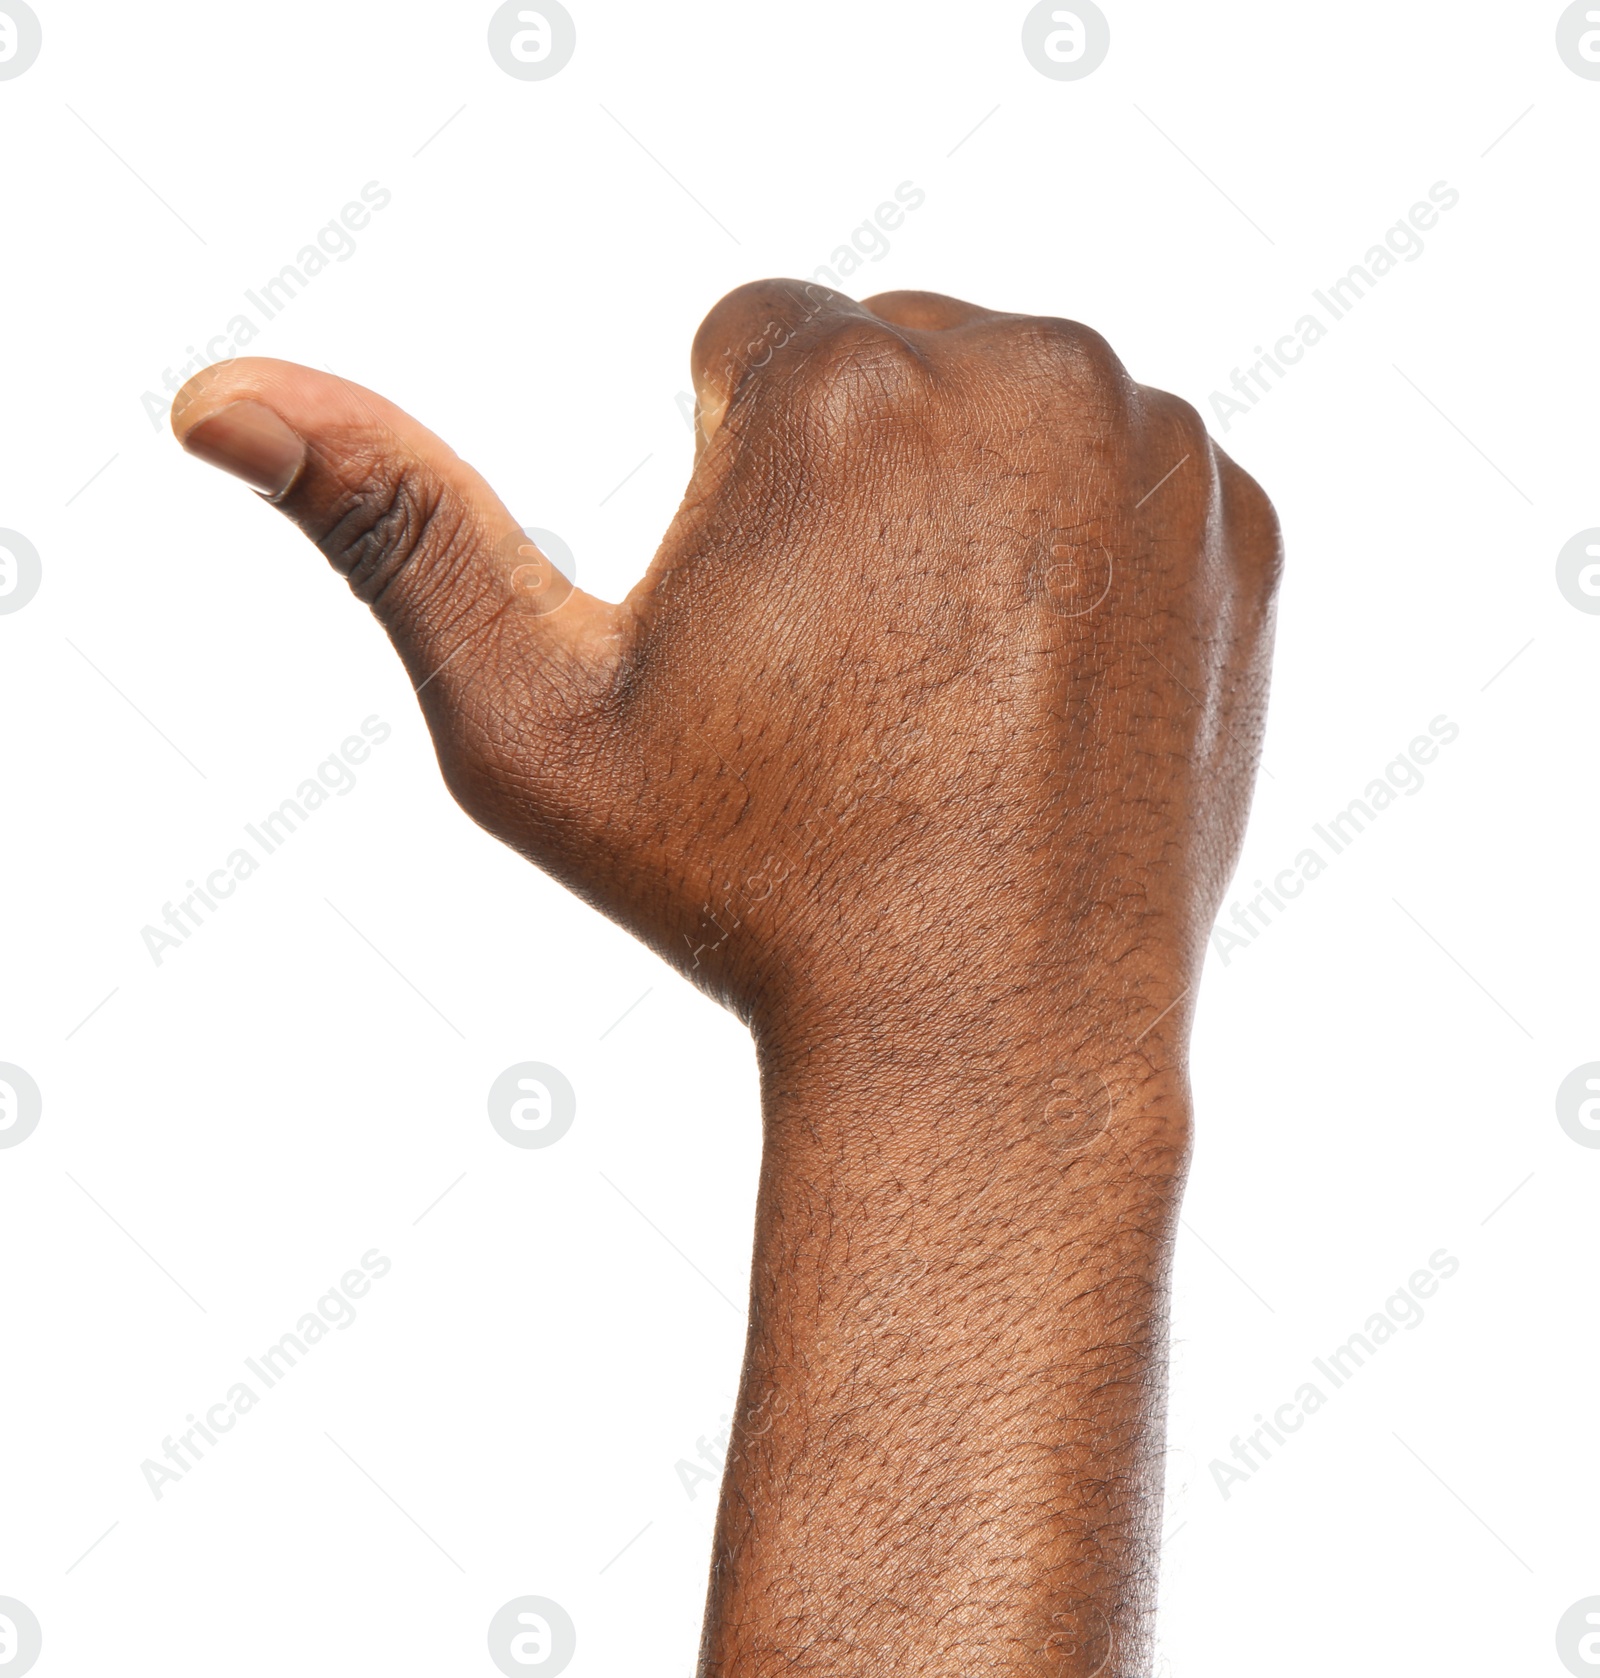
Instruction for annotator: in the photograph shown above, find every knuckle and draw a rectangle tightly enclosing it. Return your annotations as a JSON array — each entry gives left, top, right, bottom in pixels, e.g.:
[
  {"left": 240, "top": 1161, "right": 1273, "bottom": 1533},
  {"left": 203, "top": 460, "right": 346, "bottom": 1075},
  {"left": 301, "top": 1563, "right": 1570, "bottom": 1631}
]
[
  {"left": 695, "top": 278, "right": 840, "bottom": 395},
  {"left": 1218, "top": 453, "right": 1284, "bottom": 591},
  {"left": 1143, "top": 387, "right": 1209, "bottom": 448},
  {"left": 314, "top": 446, "right": 467, "bottom": 610},
  {"left": 1136, "top": 391, "right": 1214, "bottom": 513},
  {"left": 1009, "top": 316, "right": 1128, "bottom": 390},
  {"left": 787, "top": 317, "right": 930, "bottom": 436},
  {"left": 989, "top": 317, "right": 1137, "bottom": 442},
  {"left": 804, "top": 317, "right": 926, "bottom": 392}
]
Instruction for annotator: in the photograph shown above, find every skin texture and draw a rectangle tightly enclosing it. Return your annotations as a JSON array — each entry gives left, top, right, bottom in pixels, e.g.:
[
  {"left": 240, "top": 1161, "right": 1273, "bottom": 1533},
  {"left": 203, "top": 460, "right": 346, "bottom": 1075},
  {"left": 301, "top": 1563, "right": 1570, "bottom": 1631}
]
[{"left": 172, "top": 280, "right": 1280, "bottom": 1676}]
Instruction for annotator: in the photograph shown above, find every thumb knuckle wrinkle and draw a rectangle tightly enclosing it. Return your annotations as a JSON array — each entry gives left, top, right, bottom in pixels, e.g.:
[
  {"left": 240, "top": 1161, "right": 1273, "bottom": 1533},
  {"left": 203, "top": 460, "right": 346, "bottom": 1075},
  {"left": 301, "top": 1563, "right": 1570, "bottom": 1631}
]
[{"left": 317, "top": 456, "right": 465, "bottom": 609}]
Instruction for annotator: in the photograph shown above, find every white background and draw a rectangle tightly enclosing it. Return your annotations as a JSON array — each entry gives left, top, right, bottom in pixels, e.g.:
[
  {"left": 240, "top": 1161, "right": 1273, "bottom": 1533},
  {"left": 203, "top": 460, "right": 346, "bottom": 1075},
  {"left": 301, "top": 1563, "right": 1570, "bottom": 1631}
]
[{"left": 1, "top": 2, "right": 1596, "bottom": 1673}]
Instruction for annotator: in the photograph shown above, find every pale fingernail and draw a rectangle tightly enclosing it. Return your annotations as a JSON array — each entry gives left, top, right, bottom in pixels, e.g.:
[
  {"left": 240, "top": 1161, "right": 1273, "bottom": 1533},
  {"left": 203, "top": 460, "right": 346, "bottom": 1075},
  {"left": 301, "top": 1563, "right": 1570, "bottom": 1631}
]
[{"left": 180, "top": 400, "right": 306, "bottom": 499}]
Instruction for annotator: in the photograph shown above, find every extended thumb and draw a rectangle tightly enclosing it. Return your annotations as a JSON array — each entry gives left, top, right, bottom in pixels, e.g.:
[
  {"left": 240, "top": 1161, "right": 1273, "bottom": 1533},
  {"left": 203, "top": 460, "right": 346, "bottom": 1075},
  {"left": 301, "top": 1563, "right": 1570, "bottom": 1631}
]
[{"left": 171, "top": 357, "right": 607, "bottom": 692}]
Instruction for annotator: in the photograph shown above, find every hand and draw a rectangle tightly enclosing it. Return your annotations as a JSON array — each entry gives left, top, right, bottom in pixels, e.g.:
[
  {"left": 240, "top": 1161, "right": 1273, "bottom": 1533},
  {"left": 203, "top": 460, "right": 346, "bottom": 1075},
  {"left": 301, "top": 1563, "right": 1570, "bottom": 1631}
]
[
  {"left": 172, "top": 279, "right": 1277, "bottom": 1056},
  {"left": 174, "top": 280, "right": 1280, "bottom": 1675}
]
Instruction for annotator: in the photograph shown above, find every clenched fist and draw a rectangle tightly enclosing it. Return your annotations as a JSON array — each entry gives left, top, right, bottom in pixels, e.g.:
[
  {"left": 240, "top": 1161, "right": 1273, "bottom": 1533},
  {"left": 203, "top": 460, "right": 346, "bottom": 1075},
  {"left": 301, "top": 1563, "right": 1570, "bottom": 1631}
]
[{"left": 175, "top": 280, "right": 1280, "bottom": 1677}]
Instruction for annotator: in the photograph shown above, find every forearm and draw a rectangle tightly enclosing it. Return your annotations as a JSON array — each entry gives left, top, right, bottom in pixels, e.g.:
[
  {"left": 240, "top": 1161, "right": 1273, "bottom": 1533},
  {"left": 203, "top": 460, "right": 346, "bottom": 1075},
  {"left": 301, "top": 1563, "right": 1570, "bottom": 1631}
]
[{"left": 698, "top": 1033, "right": 1190, "bottom": 1677}]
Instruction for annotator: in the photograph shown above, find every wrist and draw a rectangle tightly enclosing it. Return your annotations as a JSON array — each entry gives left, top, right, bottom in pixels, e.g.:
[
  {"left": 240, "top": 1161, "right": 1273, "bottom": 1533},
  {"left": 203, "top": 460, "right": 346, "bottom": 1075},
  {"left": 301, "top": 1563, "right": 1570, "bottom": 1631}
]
[{"left": 750, "top": 981, "right": 1195, "bottom": 1174}]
